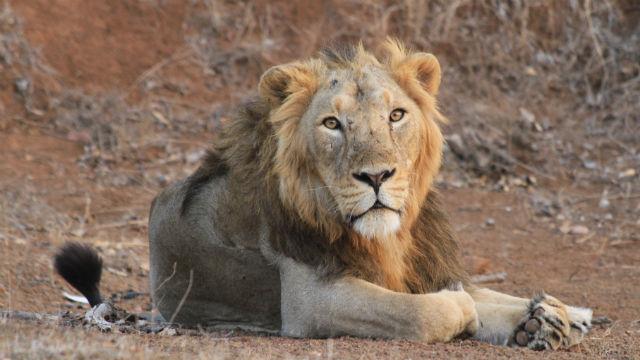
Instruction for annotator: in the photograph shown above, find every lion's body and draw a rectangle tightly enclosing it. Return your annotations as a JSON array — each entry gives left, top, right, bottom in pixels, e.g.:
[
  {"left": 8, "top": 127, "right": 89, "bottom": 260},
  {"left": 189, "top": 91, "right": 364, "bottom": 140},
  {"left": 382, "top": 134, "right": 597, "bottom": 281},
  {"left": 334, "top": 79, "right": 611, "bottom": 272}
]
[
  {"left": 148, "top": 97, "right": 464, "bottom": 329},
  {"left": 149, "top": 171, "right": 281, "bottom": 330},
  {"left": 147, "top": 40, "right": 592, "bottom": 348}
]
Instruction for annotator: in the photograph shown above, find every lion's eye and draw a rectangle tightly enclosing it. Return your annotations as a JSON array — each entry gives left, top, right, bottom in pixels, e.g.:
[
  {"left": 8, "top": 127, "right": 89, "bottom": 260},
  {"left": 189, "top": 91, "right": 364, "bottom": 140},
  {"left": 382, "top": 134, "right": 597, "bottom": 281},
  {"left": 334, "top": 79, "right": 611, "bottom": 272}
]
[
  {"left": 389, "top": 109, "right": 406, "bottom": 122},
  {"left": 322, "top": 117, "right": 341, "bottom": 130}
]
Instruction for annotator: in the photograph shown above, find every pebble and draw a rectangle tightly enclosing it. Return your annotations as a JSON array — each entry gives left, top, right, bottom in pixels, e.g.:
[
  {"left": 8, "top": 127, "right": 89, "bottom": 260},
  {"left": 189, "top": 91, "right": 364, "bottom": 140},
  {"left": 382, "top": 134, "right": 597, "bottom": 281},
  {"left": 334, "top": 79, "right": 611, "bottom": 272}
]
[
  {"left": 158, "top": 327, "right": 177, "bottom": 336},
  {"left": 619, "top": 168, "right": 636, "bottom": 179},
  {"left": 185, "top": 149, "right": 206, "bottom": 164},
  {"left": 569, "top": 225, "right": 589, "bottom": 235},
  {"left": 559, "top": 223, "right": 589, "bottom": 235}
]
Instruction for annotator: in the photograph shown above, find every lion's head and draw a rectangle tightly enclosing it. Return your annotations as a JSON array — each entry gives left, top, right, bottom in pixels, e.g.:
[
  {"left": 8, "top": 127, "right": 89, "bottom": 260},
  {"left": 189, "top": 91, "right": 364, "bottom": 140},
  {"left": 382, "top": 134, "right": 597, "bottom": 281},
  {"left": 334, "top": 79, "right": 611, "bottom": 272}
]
[{"left": 258, "top": 39, "right": 445, "bottom": 242}]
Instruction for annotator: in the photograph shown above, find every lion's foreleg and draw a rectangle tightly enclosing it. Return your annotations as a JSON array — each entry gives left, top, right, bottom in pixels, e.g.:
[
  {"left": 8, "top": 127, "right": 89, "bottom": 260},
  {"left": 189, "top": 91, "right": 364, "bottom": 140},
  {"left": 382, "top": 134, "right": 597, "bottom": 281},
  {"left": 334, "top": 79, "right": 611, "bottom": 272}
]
[
  {"left": 278, "top": 258, "right": 478, "bottom": 342},
  {"left": 469, "top": 288, "right": 530, "bottom": 345}
]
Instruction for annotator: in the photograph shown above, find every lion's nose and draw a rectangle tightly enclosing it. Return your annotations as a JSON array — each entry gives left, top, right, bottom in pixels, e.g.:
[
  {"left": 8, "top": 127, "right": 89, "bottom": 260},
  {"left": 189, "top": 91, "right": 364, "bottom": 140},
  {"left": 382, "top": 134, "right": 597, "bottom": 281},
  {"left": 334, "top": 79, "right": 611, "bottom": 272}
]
[{"left": 352, "top": 168, "right": 396, "bottom": 194}]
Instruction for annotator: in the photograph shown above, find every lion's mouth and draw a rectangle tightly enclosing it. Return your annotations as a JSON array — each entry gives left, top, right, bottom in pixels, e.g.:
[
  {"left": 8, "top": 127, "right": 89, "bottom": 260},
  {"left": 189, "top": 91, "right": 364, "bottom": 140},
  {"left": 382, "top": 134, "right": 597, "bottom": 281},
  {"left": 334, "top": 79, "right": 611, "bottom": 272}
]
[{"left": 348, "top": 200, "right": 400, "bottom": 223}]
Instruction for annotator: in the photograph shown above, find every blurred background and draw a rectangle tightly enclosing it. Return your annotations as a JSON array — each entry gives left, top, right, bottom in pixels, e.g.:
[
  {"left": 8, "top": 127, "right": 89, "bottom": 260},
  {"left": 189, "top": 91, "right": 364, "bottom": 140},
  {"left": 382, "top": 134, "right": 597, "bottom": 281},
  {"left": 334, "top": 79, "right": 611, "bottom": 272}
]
[{"left": 1, "top": 1, "right": 638, "bottom": 358}]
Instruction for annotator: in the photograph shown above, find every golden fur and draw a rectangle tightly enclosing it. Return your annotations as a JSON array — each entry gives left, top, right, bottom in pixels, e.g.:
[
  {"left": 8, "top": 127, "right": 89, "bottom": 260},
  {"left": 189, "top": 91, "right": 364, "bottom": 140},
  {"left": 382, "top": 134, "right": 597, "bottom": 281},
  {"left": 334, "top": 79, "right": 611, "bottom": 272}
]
[
  {"left": 190, "top": 38, "right": 466, "bottom": 293},
  {"left": 145, "top": 38, "right": 593, "bottom": 348}
]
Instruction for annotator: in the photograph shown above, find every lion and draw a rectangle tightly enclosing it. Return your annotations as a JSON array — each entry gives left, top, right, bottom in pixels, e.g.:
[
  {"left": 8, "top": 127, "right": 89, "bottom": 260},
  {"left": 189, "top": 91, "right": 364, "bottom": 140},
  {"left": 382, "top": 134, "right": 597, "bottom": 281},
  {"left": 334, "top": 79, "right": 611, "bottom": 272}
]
[{"left": 55, "top": 39, "right": 592, "bottom": 350}]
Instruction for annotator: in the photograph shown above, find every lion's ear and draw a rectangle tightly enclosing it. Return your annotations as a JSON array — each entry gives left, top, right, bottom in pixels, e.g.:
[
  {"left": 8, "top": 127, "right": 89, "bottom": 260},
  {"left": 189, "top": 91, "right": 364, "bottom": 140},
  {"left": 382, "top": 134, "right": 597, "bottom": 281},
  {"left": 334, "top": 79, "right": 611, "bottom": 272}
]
[
  {"left": 394, "top": 52, "right": 441, "bottom": 96},
  {"left": 259, "top": 62, "right": 320, "bottom": 106}
]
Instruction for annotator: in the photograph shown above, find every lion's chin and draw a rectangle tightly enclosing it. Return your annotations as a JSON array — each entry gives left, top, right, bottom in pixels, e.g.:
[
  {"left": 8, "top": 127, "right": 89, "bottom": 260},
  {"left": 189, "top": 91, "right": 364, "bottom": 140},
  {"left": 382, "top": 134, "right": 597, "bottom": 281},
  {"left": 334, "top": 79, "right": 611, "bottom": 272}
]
[{"left": 352, "top": 210, "right": 401, "bottom": 239}]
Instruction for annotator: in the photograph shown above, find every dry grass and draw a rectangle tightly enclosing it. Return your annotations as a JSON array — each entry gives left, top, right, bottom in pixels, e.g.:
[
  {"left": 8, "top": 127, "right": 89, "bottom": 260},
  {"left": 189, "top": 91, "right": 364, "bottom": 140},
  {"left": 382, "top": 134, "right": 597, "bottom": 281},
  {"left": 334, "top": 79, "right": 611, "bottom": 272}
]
[
  {"left": 2, "top": 318, "right": 638, "bottom": 359},
  {"left": 4, "top": 1, "right": 636, "bottom": 182},
  {"left": 0, "top": 3, "right": 58, "bottom": 116},
  {"left": 0, "top": 182, "right": 70, "bottom": 243}
]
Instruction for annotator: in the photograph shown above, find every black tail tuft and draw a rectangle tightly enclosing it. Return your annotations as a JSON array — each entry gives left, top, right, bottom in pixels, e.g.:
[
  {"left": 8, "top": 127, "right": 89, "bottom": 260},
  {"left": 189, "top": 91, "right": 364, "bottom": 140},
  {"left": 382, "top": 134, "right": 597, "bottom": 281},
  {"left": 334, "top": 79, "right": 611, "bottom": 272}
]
[{"left": 54, "top": 242, "right": 103, "bottom": 307}]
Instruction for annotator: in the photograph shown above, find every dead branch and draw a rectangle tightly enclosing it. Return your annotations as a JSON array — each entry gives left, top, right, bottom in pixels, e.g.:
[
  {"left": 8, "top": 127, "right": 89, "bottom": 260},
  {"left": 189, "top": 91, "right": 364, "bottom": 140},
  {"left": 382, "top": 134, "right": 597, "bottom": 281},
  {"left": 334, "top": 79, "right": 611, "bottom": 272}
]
[{"left": 470, "top": 272, "right": 507, "bottom": 284}]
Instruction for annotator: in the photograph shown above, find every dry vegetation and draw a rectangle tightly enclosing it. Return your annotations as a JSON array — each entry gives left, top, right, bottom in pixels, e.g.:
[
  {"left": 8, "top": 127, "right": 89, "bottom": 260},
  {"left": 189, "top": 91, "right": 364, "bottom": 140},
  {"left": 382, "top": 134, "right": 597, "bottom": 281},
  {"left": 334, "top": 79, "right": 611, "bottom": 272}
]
[{"left": 1, "top": 0, "right": 638, "bottom": 358}]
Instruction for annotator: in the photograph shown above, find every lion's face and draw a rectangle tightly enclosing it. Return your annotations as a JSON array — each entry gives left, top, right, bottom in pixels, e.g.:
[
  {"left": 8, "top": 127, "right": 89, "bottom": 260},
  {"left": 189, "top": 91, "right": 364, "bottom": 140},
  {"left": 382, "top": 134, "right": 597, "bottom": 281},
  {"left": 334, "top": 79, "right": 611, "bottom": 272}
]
[
  {"left": 260, "top": 40, "right": 445, "bottom": 240},
  {"left": 300, "top": 66, "right": 424, "bottom": 238}
]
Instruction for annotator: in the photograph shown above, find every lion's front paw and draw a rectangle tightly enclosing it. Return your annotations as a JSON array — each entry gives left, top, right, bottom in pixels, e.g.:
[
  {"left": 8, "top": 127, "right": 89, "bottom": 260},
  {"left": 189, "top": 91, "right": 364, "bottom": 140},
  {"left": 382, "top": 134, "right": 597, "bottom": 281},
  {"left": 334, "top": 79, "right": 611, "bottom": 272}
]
[
  {"left": 445, "top": 282, "right": 479, "bottom": 338},
  {"left": 510, "top": 294, "right": 592, "bottom": 351}
]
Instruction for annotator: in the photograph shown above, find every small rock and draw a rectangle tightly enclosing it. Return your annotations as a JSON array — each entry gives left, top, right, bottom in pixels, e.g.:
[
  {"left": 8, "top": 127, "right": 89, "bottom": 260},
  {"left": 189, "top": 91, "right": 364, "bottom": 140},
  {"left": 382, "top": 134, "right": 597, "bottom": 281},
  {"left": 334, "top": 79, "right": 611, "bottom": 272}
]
[
  {"left": 185, "top": 149, "right": 206, "bottom": 164},
  {"left": 569, "top": 225, "right": 589, "bottom": 235},
  {"left": 66, "top": 130, "right": 92, "bottom": 144},
  {"left": 599, "top": 191, "right": 610, "bottom": 209},
  {"left": 14, "top": 78, "right": 29, "bottom": 96},
  {"left": 583, "top": 160, "right": 598, "bottom": 170},
  {"left": 532, "top": 193, "right": 557, "bottom": 217},
  {"left": 511, "top": 177, "right": 526, "bottom": 187},
  {"left": 70, "top": 227, "right": 86, "bottom": 237},
  {"left": 525, "top": 175, "right": 537, "bottom": 186},
  {"left": 159, "top": 327, "right": 177, "bottom": 336},
  {"left": 484, "top": 218, "right": 496, "bottom": 227},
  {"left": 559, "top": 221, "right": 572, "bottom": 234},
  {"left": 619, "top": 168, "right": 636, "bottom": 179},
  {"left": 519, "top": 107, "right": 536, "bottom": 124}
]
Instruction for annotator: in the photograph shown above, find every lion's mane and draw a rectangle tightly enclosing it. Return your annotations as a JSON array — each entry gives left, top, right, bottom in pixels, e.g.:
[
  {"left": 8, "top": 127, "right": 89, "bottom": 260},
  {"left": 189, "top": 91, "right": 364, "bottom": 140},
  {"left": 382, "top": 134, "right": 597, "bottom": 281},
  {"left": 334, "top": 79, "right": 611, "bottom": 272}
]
[{"left": 182, "top": 40, "right": 468, "bottom": 293}]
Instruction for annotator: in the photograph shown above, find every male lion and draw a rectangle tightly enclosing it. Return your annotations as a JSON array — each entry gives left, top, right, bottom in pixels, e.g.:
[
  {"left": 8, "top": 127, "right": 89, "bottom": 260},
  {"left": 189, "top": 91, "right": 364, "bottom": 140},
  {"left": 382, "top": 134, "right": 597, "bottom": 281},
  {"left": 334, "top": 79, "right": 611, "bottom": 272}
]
[{"left": 56, "top": 39, "right": 592, "bottom": 350}]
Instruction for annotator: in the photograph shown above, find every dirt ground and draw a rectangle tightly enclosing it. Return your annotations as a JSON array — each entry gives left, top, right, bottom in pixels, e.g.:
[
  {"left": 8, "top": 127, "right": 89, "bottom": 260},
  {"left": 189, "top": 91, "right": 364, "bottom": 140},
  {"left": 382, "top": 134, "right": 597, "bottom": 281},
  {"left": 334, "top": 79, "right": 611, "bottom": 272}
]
[{"left": 1, "top": 1, "right": 639, "bottom": 359}]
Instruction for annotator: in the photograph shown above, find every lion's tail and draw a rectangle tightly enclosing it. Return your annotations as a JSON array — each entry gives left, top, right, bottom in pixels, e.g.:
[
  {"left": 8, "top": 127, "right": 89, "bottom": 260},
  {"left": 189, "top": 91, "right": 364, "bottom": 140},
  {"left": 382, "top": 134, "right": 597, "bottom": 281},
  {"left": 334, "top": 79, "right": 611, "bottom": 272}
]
[{"left": 54, "top": 242, "right": 103, "bottom": 307}]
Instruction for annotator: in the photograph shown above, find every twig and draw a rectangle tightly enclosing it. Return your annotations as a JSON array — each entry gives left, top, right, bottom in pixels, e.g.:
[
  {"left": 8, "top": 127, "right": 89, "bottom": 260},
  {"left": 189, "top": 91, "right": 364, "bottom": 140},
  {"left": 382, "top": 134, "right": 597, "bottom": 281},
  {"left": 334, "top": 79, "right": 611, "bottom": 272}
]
[
  {"left": 90, "top": 219, "right": 147, "bottom": 230},
  {"left": 592, "top": 316, "right": 613, "bottom": 325},
  {"left": 168, "top": 269, "right": 194, "bottom": 324},
  {"left": 1, "top": 310, "right": 60, "bottom": 322},
  {"left": 154, "top": 262, "right": 177, "bottom": 293},
  {"left": 575, "top": 233, "right": 595, "bottom": 245},
  {"left": 471, "top": 272, "right": 507, "bottom": 284},
  {"left": 125, "top": 46, "right": 194, "bottom": 97},
  {"left": 484, "top": 142, "right": 557, "bottom": 181},
  {"left": 573, "top": 193, "right": 640, "bottom": 204}
]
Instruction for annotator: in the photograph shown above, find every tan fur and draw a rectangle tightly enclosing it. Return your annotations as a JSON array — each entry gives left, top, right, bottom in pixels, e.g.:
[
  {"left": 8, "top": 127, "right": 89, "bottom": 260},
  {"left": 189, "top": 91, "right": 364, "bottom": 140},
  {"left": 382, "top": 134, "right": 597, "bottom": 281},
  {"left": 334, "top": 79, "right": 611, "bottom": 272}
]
[
  {"left": 148, "top": 38, "right": 591, "bottom": 348},
  {"left": 230, "top": 38, "right": 460, "bottom": 292}
]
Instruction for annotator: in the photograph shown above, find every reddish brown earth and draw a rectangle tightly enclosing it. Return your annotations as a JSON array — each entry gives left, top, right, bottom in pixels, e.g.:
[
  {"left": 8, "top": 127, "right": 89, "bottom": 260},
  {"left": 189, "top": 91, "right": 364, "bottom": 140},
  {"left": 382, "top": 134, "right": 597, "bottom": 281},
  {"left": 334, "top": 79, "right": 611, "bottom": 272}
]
[{"left": 1, "top": 1, "right": 638, "bottom": 359}]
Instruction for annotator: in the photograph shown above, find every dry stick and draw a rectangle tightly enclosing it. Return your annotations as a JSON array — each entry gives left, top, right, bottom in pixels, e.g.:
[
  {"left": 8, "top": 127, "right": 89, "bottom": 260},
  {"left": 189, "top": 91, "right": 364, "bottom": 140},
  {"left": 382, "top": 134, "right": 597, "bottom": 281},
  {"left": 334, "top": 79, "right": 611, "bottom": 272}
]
[
  {"left": 92, "top": 206, "right": 147, "bottom": 215},
  {"left": 576, "top": 233, "right": 596, "bottom": 245},
  {"left": 470, "top": 272, "right": 507, "bottom": 284},
  {"left": 573, "top": 193, "right": 640, "bottom": 204},
  {"left": 150, "top": 262, "right": 178, "bottom": 314},
  {"left": 584, "top": 0, "right": 608, "bottom": 75},
  {"left": 483, "top": 142, "right": 556, "bottom": 181},
  {"left": 90, "top": 219, "right": 147, "bottom": 230},
  {"left": 168, "top": 269, "right": 194, "bottom": 325},
  {"left": 125, "top": 46, "right": 194, "bottom": 97},
  {"left": 0, "top": 310, "right": 60, "bottom": 322},
  {"left": 154, "top": 262, "right": 177, "bottom": 293}
]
